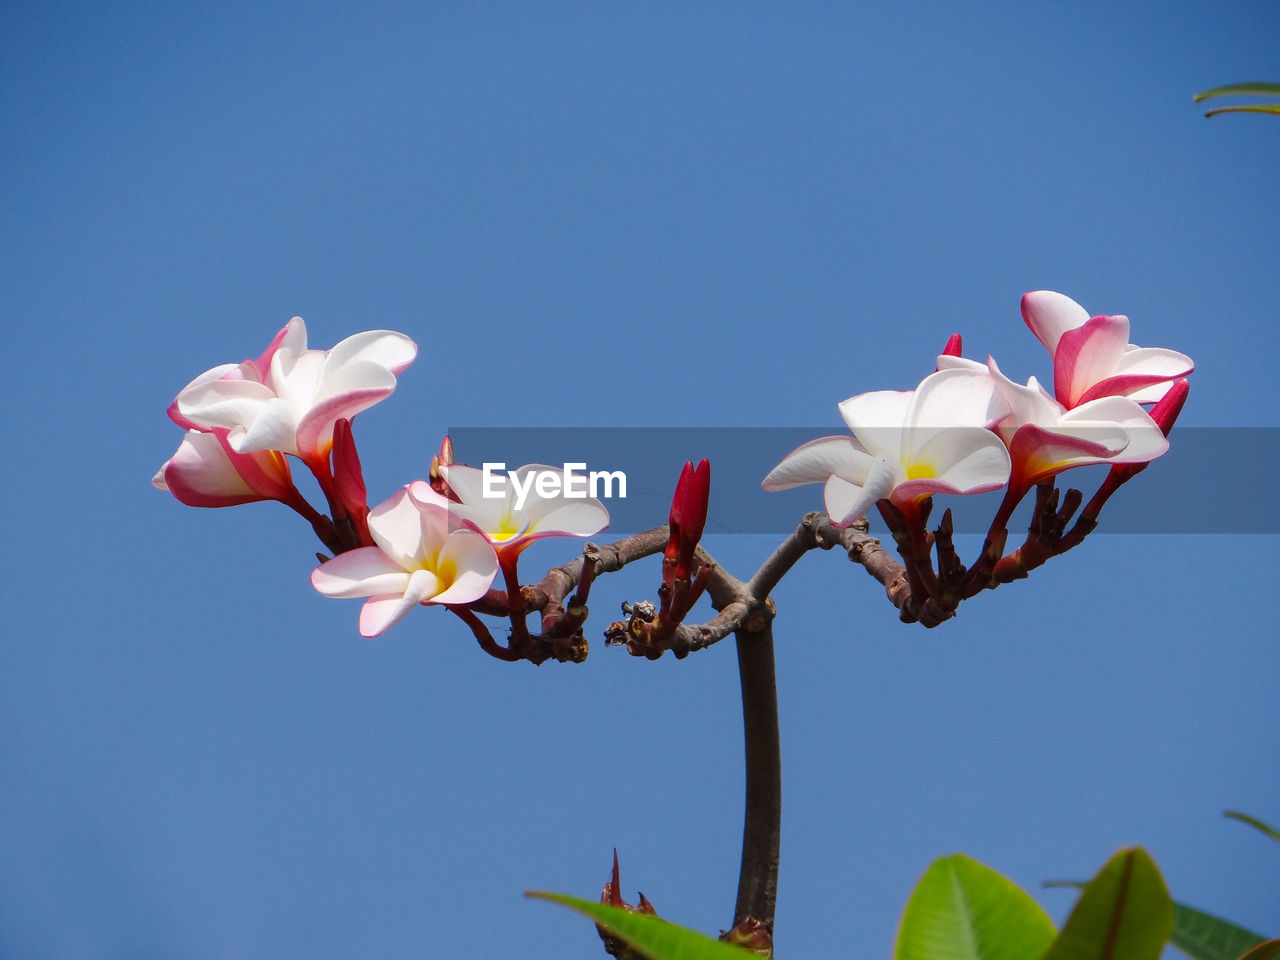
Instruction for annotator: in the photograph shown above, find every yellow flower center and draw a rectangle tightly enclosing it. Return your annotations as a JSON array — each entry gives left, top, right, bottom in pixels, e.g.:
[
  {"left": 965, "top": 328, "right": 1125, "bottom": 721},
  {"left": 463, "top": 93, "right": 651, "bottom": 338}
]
[
  {"left": 905, "top": 461, "right": 936, "bottom": 480},
  {"left": 492, "top": 511, "right": 523, "bottom": 542}
]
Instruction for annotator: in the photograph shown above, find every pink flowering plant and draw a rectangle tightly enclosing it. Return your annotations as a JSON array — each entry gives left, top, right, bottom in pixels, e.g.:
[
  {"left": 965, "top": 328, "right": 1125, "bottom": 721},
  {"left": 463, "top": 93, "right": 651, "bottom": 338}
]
[{"left": 154, "top": 293, "right": 1241, "bottom": 959}]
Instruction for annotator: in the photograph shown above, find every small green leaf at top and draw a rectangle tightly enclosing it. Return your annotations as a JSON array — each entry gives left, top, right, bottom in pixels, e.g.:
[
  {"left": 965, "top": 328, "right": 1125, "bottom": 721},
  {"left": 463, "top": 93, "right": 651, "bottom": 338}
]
[
  {"left": 1203, "top": 105, "right": 1280, "bottom": 118},
  {"left": 1193, "top": 83, "right": 1280, "bottom": 102},
  {"left": 1193, "top": 83, "right": 1280, "bottom": 118},
  {"left": 1041, "top": 847, "right": 1173, "bottom": 960},
  {"left": 894, "top": 853, "right": 1057, "bottom": 960},
  {"left": 1224, "top": 811, "right": 1280, "bottom": 846},
  {"left": 527, "top": 892, "right": 762, "bottom": 960}
]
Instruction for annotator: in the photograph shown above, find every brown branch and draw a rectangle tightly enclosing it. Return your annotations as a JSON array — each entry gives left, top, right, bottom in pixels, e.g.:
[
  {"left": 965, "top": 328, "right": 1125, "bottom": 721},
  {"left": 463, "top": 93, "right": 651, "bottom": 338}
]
[
  {"left": 450, "top": 606, "right": 520, "bottom": 662},
  {"left": 801, "top": 513, "right": 913, "bottom": 618},
  {"left": 527, "top": 527, "right": 672, "bottom": 609},
  {"left": 732, "top": 616, "right": 780, "bottom": 932}
]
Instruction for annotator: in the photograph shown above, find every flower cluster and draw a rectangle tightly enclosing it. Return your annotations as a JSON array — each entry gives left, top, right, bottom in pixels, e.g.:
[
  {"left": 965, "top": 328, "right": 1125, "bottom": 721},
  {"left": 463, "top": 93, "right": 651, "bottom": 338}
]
[
  {"left": 154, "top": 319, "right": 610, "bottom": 644},
  {"left": 763, "top": 291, "right": 1192, "bottom": 621},
  {"left": 156, "top": 290, "right": 1192, "bottom": 644}
]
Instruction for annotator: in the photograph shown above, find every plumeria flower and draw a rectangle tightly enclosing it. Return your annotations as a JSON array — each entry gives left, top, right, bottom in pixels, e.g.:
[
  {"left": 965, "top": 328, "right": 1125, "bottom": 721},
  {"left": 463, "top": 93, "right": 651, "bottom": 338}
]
[
  {"left": 153, "top": 429, "right": 299, "bottom": 508},
  {"left": 417, "top": 463, "right": 610, "bottom": 559},
  {"left": 1021, "top": 291, "right": 1193, "bottom": 408},
  {"left": 310, "top": 485, "right": 498, "bottom": 638},
  {"left": 761, "top": 368, "right": 1012, "bottom": 525},
  {"left": 171, "top": 317, "right": 417, "bottom": 466},
  {"left": 984, "top": 357, "right": 1169, "bottom": 491}
]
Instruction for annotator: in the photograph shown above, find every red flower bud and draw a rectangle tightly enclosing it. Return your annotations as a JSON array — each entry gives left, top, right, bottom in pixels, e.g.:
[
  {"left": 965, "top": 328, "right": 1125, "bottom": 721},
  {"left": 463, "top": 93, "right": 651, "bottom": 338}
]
[
  {"left": 935, "top": 333, "right": 964, "bottom": 371},
  {"left": 1149, "top": 378, "right": 1189, "bottom": 436},
  {"left": 331, "top": 418, "right": 371, "bottom": 545},
  {"left": 664, "top": 459, "right": 710, "bottom": 581}
]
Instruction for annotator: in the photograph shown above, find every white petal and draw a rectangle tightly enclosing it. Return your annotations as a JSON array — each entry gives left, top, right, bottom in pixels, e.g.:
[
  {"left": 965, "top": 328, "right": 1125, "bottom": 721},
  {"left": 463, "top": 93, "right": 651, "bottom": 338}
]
[
  {"left": 1044, "top": 419, "right": 1129, "bottom": 457},
  {"left": 904, "top": 368, "right": 1010, "bottom": 464},
  {"left": 173, "top": 362, "right": 242, "bottom": 398},
  {"left": 367, "top": 487, "right": 428, "bottom": 569},
  {"left": 436, "top": 465, "right": 517, "bottom": 537},
  {"left": 449, "top": 501, "right": 528, "bottom": 542},
  {"left": 761, "top": 435, "right": 871, "bottom": 490},
  {"left": 1112, "top": 346, "right": 1194, "bottom": 379},
  {"left": 325, "top": 330, "right": 418, "bottom": 376},
  {"left": 822, "top": 475, "right": 865, "bottom": 524},
  {"left": 914, "top": 428, "right": 1011, "bottom": 491},
  {"left": 270, "top": 348, "right": 325, "bottom": 408},
  {"left": 311, "top": 549, "right": 412, "bottom": 598},
  {"left": 527, "top": 500, "right": 610, "bottom": 538},
  {"left": 505, "top": 464, "right": 571, "bottom": 508},
  {"left": 837, "top": 390, "right": 913, "bottom": 458},
  {"left": 1022, "top": 290, "right": 1089, "bottom": 355},
  {"left": 176, "top": 378, "right": 275, "bottom": 433},
  {"left": 832, "top": 453, "right": 902, "bottom": 525},
  {"left": 441, "top": 464, "right": 512, "bottom": 509},
  {"left": 357, "top": 593, "right": 418, "bottom": 638},
  {"left": 402, "top": 567, "right": 443, "bottom": 605},
  {"left": 249, "top": 318, "right": 308, "bottom": 377},
  {"left": 1063, "top": 397, "right": 1168, "bottom": 462},
  {"left": 356, "top": 569, "right": 443, "bottom": 637},
  {"left": 935, "top": 355, "right": 987, "bottom": 373},
  {"left": 277, "top": 317, "right": 309, "bottom": 355},
  {"left": 311, "top": 358, "right": 398, "bottom": 406},
  {"left": 230, "top": 396, "right": 302, "bottom": 454},
  {"left": 430, "top": 531, "right": 499, "bottom": 604},
  {"left": 987, "top": 359, "right": 1063, "bottom": 432}
]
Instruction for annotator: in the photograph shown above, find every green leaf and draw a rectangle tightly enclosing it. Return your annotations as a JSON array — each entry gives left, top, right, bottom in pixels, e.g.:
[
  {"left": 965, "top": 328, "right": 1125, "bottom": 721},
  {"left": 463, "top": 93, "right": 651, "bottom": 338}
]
[
  {"left": 1041, "top": 848, "right": 1173, "bottom": 960},
  {"left": 1204, "top": 105, "right": 1280, "bottom": 118},
  {"left": 526, "top": 892, "right": 759, "bottom": 960},
  {"left": 1046, "top": 882, "right": 1266, "bottom": 960},
  {"left": 1237, "top": 940, "right": 1280, "bottom": 960},
  {"left": 1194, "top": 82, "right": 1280, "bottom": 103},
  {"left": 1169, "top": 902, "right": 1267, "bottom": 960},
  {"left": 894, "top": 853, "right": 1056, "bottom": 960},
  {"left": 1224, "top": 811, "right": 1280, "bottom": 845}
]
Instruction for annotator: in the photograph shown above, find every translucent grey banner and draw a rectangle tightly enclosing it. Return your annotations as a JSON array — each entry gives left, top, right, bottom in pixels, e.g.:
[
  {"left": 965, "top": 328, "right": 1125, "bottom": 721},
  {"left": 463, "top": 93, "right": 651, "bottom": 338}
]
[{"left": 447, "top": 428, "right": 1280, "bottom": 534}]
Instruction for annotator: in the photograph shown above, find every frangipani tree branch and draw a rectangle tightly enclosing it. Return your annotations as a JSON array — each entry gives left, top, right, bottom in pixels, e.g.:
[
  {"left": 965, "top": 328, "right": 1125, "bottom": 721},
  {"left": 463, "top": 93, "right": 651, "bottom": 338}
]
[{"left": 156, "top": 296, "right": 1193, "bottom": 958}]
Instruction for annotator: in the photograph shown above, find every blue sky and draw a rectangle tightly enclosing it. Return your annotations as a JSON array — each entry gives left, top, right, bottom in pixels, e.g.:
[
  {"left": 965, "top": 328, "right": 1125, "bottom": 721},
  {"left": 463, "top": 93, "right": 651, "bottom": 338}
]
[{"left": 2, "top": 2, "right": 1278, "bottom": 957}]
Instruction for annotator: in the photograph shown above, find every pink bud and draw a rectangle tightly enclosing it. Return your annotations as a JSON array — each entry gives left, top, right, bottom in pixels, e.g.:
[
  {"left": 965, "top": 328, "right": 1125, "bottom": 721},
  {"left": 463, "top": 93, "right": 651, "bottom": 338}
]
[
  {"left": 331, "top": 419, "right": 370, "bottom": 544},
  {"left": 1149, "top": 379, "right": 1189, "bottom": 436},
  {"left": 430, "top": 435, "right": 458, "bottom": 499},
  {"left": 665, "top": 459, "right": 710, "bottom": 581},
  {"left": 935, "top": 333, "right": 964, "bottom": 372}
]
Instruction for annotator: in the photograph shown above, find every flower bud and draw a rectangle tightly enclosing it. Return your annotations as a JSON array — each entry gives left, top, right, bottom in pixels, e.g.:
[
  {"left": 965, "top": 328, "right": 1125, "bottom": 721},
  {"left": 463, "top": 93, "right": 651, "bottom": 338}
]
[{"left": 664, "top": 459, "right": 710, "bottom": 582}]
